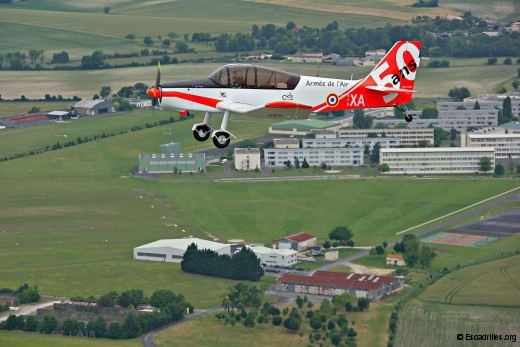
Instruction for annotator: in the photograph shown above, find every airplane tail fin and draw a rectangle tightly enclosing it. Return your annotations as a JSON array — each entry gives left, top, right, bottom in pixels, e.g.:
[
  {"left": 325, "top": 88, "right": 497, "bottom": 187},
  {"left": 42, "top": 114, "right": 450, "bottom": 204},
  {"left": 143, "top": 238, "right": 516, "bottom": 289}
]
[{"left": 329, "top": 40, "right": 421, "bottom": 111}]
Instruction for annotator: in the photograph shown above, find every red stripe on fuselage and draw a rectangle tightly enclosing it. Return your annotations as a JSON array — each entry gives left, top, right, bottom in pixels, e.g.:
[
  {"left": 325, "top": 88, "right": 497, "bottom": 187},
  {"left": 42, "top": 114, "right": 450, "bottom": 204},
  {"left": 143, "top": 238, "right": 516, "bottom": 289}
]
[
  {"left": 265, "top": 101, "right": 312, "bottom": 109},
  {"left": 161, "top": 91, "right": 221, "bottom": 108}
]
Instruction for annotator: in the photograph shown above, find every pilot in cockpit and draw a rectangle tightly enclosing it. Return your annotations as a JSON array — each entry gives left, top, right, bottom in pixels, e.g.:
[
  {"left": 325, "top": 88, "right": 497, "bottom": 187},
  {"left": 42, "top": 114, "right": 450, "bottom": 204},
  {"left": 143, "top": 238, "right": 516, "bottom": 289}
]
[{"left": 231, "top": 70, "right": 246, "bottom": 88}]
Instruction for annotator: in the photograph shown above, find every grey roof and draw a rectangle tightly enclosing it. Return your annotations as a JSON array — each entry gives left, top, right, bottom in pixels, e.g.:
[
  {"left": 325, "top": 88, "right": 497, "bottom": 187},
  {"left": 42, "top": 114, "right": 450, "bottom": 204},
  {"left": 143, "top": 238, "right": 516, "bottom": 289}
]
[
  {"left": 501, "top": 121, "right": 520, "bottom": 131},
  {"left": 72, "top": 99, "right": 109, "bottom": 108},
  {"left": 234, "top": 148, "right": 260, "bottom": 155},
  {"left": 140, "top": 153, "right": 204, "bottom": 159},
  {"left": 273, "top": 138, "right": 300, "bottom": 145},
  {"left": 135, "top": 238, "right": 228, "bottom": 251}
]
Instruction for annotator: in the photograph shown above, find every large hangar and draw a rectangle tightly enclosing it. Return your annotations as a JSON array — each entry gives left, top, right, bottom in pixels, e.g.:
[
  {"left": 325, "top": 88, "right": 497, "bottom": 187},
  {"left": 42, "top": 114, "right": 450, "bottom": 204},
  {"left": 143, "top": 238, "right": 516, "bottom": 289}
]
[{"left": 134, "top": 238, "right": 231, "bottom": 263}]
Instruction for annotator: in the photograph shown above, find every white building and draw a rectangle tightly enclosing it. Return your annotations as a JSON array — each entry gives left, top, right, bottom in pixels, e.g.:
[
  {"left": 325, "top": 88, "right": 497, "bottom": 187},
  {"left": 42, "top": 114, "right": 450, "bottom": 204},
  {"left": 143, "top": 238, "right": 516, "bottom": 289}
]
[
  {"left": 302, "top": 137, "right": 400, "bottom": 150},
  {"left": 251, "top": 246, "right": 298, "bottom": 267},
  {"left": 274, "top": 138, "right": 300, "bottom": 149},
  {"left": 134, "top": 238, "right": 230, "bottom": 263},
  {"left": 464, "top": 133, "right": 520, "bottom": 159},
  {"left": 338, "top": 128, "right": 434, "bottom": 146},
  {"left": 380, "top": 147, "right": 495, "bottom": 174},
  {"left": 234, "top": 148, "right": 261, "bottom": 170},
  {"left": 263, "top": 147, "right": 363, "bottom": 167},
  {"left": 289, "top": 52, "right": 323, "bottom": 63},
  {"left": 464, "top": 92, "right": 520, "bottom": 118},
  {"left": 126, "top": 98, "right": 153, "bottom": 108}
]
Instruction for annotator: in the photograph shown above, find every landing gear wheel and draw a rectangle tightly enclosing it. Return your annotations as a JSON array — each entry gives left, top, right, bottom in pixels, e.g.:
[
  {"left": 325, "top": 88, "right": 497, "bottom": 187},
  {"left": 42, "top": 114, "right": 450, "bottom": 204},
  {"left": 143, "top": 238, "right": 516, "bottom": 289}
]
[
  {"left": 212, "top": 131, "right": 231, "bottom": 148},
  {"left": 193, "top": 124, "right": 211, "bottom": 142},
  {"left": 404, "top": 114, "right": 413, "bottom": 123}
]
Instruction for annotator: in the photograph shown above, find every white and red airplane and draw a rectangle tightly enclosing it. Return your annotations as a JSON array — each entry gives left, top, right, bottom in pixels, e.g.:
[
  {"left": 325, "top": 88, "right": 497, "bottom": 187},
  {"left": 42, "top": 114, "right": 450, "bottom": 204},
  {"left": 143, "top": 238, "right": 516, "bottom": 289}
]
[{"left": 146, "top": 40, "right": 421, "bottom": 148}]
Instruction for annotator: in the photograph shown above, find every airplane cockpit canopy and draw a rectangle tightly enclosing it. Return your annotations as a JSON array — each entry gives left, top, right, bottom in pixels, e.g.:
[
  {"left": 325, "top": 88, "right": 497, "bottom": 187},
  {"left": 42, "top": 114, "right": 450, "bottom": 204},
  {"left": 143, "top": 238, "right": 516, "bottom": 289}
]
[{"left": 209, "top": 65, "right": 301, "bottom": 90}]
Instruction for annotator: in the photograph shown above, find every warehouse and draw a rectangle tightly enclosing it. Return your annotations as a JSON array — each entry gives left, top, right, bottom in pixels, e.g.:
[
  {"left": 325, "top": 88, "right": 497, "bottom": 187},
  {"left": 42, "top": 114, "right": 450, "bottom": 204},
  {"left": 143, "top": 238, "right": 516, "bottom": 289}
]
[
  {"left": 134, "top": 238, "right": 231, "bottom": 263},
  {"left": 138, "top": 142, "right": 206, "bottom": 174}
]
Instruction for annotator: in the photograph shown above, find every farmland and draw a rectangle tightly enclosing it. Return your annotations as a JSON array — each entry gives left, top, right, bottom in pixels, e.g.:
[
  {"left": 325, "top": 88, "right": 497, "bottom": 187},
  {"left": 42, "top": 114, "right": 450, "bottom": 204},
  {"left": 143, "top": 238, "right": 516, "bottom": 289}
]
[
  {"left": 419, "top": 255, "right": 520, "bottom": 306},
  {"left": 0, "top": 331, "right": 140, "bottom": 347},
  {"left": 396, "top": 300, "right": 520, "bottom": 347}
]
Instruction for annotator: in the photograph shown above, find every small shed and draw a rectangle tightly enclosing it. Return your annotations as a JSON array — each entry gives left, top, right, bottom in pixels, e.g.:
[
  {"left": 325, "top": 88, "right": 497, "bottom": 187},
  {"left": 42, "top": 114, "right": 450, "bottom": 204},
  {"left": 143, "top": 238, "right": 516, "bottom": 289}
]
[{"left": 386, "top": 254, "right": 405, "bottom": 266}]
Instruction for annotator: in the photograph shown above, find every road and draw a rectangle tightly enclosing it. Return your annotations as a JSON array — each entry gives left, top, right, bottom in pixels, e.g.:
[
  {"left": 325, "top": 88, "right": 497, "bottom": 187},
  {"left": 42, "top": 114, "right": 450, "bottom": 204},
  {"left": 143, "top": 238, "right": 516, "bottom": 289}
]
[{"left": 0, "top": 297, "right": 61, "bottom": 322}]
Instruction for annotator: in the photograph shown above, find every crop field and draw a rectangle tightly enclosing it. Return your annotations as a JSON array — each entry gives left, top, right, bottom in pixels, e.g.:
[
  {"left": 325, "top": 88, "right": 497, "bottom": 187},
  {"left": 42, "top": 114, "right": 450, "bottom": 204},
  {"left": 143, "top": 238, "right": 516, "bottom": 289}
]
[
  {"left": 0, "top": 331, "right": 140, "bottom": 347},
  {"left": 419, "top": 255, "right": 520, "bottom": 306},
  {"left": 396, "top": 300, "right": 520, "bottom": 347},
  {"left": 441, "top": 0, "right": 519, "bottom": 21}
]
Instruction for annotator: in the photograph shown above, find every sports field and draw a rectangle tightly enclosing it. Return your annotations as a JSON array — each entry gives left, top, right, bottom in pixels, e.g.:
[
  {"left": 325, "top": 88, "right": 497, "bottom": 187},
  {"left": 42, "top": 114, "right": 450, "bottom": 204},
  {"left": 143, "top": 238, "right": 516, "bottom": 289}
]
[{"left": 422, "top": 232, "right": 497, "bottom": 247}]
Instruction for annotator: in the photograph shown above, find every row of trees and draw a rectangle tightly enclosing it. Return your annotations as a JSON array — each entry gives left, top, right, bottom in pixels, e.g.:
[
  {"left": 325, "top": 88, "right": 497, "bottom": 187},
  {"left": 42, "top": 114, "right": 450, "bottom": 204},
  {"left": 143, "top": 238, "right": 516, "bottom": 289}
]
[
  {"left": 0, "top": 288, "right": 192, "bottom": 339},
  {"left": 181, "top": 244, "right": 264, "bottom": 281},
  {"left": 0, "top": 283, "right": 40, "bottom": 304}
]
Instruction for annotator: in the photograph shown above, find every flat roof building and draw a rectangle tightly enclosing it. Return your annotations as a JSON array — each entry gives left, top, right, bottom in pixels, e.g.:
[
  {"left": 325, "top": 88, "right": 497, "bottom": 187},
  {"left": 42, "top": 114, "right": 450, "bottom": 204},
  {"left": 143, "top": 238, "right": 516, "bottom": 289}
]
[
  {"left": 465, "top": 133, "right": 520, "bottom": 159},
  {"left": 234, "top": 148, "right": 261, "bottom": 171},
  {"left": 134, "top": 238, "right": 230, "bottom": 263},
  {"left": 251, "top": 246, "right": 298, "bottom": 267},
  {"left": 139, "top": 153, "right": 205, "bottom": 173},
  {"left": 302, "top": 137, "right": 400, "bottom": 150},
  {"left": 264, "top": 147, "right": 364, "bottom": 167},
  {"left": 278, "top": 271, "right": 403, "bottom": 300},
  {"left": 1, "top": 113, "right": 48, "bottom": 128},
  {"left": 274, "top": 138, "right": 300, "bottom": 149},
  {"left": 380, "top": 147, "right": 495, "bottom": 174},
  {"left": 338, "top": 128, "right": 434, "bottom": 147}
]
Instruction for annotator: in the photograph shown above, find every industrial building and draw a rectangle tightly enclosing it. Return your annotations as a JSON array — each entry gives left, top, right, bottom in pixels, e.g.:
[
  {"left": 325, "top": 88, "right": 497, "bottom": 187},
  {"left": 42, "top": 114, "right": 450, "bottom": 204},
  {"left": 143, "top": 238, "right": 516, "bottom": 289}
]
[
  {"left": 464, "top": 133, "right": 520, "bottom": 159},
  {"left": 338, "top": 128, "right": 434, "bottom": 147},
  {"left": 273, "top": 232, "right": 317, "bottom": 251},
  {"left": 138, "top": 142, "right": 206, "bottom": 174},
  {"left": 264, "top": 147, "right": 364, "bottom": 167},
  {"left": 133, "top": 238, "right": 230, "bottom": 263},
  {"left": 380, "top": 147, "right": 495, "bottom": 174},
  {"left": 250, "top": 246, "right": 298, "bottom": 267},
  {"left": 234, "top": 148, "right": 261, "bottom": 171},
  {"left": 278, "top": 271, "right": 403, "bottom": 299}
]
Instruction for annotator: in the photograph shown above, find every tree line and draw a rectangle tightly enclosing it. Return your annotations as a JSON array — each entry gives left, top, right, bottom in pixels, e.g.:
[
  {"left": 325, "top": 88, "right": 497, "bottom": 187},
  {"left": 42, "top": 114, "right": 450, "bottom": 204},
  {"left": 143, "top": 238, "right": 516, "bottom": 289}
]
[
  {"left": 181, "top": 243, "right": 264, "bottom": 281},
  {"left": 0, "top": 288, "right": 192, "bottom": 339}
]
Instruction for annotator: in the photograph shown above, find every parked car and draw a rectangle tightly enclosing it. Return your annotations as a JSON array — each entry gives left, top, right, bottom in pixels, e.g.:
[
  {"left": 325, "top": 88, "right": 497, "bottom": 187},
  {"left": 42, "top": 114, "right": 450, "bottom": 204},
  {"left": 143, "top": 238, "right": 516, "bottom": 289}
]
[{"left": 9, "top": 306, "right": 19, "bottom": 311}]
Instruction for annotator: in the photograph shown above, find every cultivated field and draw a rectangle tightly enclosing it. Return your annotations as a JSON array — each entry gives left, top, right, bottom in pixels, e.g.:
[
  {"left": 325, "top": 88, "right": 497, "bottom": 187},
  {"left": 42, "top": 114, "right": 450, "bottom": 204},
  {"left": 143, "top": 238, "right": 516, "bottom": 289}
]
[
  {"left": 419, "top": 255, "right": 520, "bottom": 306},
  {"left": 396, "top": 300, "right": 520, "bottom": 347}
]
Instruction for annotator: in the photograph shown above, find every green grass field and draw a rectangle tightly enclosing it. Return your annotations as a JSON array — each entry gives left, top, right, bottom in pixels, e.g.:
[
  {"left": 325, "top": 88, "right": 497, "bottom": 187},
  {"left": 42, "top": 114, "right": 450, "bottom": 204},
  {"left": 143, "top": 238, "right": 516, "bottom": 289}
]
[
  {"left": 0, "top": 101, "right": 73, "bottom": 118},
  {"left": 396, "top": 299, "right": 520, "bottom": 347},
  {"left": 419, "top": 255, "right": 520, "bottom": 306},
  {"left": 0, "top": 331, "right": 140, "bottom": 347}
]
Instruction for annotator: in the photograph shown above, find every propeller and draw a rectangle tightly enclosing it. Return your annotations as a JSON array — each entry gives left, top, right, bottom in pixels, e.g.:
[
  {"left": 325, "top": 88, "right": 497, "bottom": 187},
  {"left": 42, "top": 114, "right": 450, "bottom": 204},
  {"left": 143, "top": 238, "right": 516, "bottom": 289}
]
[{"left": 147, "top": 62, "right": 162, "bottom": 111}]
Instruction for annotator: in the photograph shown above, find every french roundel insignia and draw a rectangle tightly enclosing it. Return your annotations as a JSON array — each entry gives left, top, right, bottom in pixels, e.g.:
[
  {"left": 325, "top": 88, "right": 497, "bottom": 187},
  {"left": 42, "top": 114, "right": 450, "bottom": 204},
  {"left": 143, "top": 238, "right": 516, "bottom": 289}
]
[{"left": 326, "top": 93, "right": 339, "bottom": 108}]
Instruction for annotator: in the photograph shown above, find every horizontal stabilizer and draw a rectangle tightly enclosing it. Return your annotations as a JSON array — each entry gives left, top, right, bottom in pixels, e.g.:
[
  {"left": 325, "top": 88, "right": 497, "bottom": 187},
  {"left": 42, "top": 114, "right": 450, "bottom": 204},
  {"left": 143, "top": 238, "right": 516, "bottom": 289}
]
[{"left": 366, "top": 86, "right": 418, "bottom": 94}]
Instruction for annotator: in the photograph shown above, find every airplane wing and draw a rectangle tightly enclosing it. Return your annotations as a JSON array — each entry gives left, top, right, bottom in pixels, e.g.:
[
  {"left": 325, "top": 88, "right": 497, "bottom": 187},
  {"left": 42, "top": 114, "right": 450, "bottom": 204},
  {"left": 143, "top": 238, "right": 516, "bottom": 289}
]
[{"left": 217, "top": 100, "right": 312, "bottom": 119}]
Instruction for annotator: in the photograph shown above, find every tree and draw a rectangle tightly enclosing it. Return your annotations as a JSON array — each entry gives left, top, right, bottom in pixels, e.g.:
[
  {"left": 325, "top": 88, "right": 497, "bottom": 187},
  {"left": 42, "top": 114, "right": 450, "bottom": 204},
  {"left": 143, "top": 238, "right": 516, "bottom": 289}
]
[
  {"left": 244, "top": 313, "right": 255, "bottom": 328},
  {"left": 123, "top": 314, "right": 141, "bottom": 338},
  {"left": 353, "top": 109, "right": 372, "bottom": 129},
  {"left": 150, "top": 289, "right": 178, "bottom": 308},
  {"left": 450, "top": 128, "right": 457, "bottom": 140},
  {"left": 107, "top": 322, "right": 123, "bottom": 339},
  {"left": 62, "top": 318, "right": 80, "bottom": 336},
  {"left": 503, "top": 97, "right": 512, "bottom": 121},
  {"left": 294, "top": 156, "right": 300, "bottom": 169},
  {"left": 329, "top": 226, "right": 353, "bottom": 242},
  {"left": 323, "top": 240, "right": 331, "bottom": 249},
  {"left": 504, "top": 57, "right": 512, "bottom": 65},
  {"left": 473, "top": 101, "right": 480, "bottom": 109},
  {"left": 402, "top": 234, "right": 420, "bottom": 267},
  {"left": 421, "top": 108, "right": 438, "bottom": 118},
  {"left": 24, "top": 316, "right": 38, "bottom": 332},
  {"left": 28, "top": 106, "right": 41, "bottom": 114},
  {"left": 87, "top": 316, "right": 107, "bottom": 338},
  {"left": 378, "top": 163, "right": 390, "bottom": 173},
  {"left": 310, "top": 316, "right": 322, "bottom": 330},
  {"left": 330, "top": 332, "right": 342, "bottom": 346},
  {"left": 513, "top": 80, "right": 519, "bottom": 91},
  {"left": 143, "top": 37, "right": 154, "bottom": 46},
  {"left": 375, "top": 245, "right": 385, "bottom": 255},
  {"left": 357, "top": 297, "right": 370, "bottom": 311},
  {"left": 319, "top": 299, "right": 333, "bottom": 315},
  {"left": 40, "top": 315, "right": 58, "bottom": 333},
  {"left": 296, "top": 295, "right": 304, "bottom": 309},
  {"left": 370, "top": 142, "right": 381, "bottom": 164},
  {"left": 479, "top": 157, "right": 492, "bottom": 173},
  {"left": 418, "top": 245, "right": 437, "bottom": 269},
  {"left": 103, "top": 7, "right": 110, "bottom": 14},
  {"left": 494, "top": 164, "right": 505, "bottom": 176},
  {"left": 51, "top": 51, "right": 69, "bottom": 64},
  {"left": 283, "top": 310, "right": 301, "bottom": 332},
  {"left": 272, "top": 316, "right": 282, "bottom": 326},
  {"left": 100, "top": 86, "right": 111, "bottom": 98},
  {"left": 125, "top": 34, "right": 136, "bottom": 42},
  {"left": 18, "top": 285, "right": 40, "bottom": 303},
  {"left": 162, "top": 39, "right": 171, "bottom": 48},
  {"left": 81, "top": 50, "right": 104, "bottom": 69},
  {"left": 175, "top": 41, "right": 189, "bottom": 53},
  {"left": 97, "top": 290, "right": 119, "bottom": 307},
  {"left": 487, "top": 57, "right": 497, "bottom": 65},
  {"left": 448, "top": 87, "right": 470, "bottom": 101},
  {"left": 302, "top": 157, "right": 309, "bottom": 168}
]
